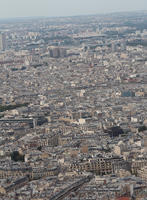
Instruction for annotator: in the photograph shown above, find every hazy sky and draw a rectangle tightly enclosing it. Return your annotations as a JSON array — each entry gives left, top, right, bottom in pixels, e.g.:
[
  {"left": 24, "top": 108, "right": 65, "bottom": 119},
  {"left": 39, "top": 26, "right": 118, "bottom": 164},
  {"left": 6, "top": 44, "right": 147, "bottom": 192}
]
[{"left": 0, "top": 0, "right": 147, "bottom": 19}]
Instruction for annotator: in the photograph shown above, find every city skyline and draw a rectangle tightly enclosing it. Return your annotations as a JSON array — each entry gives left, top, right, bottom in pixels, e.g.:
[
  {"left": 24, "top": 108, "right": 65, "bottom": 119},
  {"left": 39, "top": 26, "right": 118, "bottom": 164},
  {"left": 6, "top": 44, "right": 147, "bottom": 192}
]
[{"left": 0, "top": 0, "right": 147, "bottom": 19}]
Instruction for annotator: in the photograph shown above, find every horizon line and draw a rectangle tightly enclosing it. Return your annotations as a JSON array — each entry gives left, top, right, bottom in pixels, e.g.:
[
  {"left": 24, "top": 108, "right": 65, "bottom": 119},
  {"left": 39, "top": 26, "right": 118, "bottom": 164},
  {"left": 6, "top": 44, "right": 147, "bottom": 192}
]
[{"left": 0, "top": 9, "right": 147, "bottom": 21}]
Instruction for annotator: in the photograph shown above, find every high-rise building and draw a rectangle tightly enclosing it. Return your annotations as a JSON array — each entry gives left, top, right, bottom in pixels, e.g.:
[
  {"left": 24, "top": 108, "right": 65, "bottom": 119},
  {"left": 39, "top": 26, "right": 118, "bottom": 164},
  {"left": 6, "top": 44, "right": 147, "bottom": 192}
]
[
  {"left": 120, "top": 40, "right": 126, "bottom": 51},
  {"left": 59, "top": 48, "right": 67, "bottom": 58},
  {"left": 111, "top": 42, "right": 117, "bottom": 52},
  {"left": 0, "top": 33, "right": 6, "bottom": 51},
  {"left": 49, "top": 47, "right": 60, "bottom": 58},
  {"left": 49, "top": 47, "right": 67, "bottom": 58}
]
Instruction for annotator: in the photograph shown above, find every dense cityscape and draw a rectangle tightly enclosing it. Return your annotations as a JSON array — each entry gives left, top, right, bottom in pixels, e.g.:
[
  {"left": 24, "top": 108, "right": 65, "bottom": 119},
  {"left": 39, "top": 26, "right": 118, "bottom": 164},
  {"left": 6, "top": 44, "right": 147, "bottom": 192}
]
[{"left": 0, "top": 11, "right": 147, "bottom": 199}]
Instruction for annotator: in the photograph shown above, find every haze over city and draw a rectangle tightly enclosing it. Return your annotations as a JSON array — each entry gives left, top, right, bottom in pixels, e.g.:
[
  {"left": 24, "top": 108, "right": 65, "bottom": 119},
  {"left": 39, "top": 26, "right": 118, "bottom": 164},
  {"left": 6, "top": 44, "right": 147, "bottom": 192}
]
[
  {"left": 0, "top": 0, "right": 147, "bottom": 198},
  {"left": 0, "top": 0, "right": 147, "bottom": 18}
]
